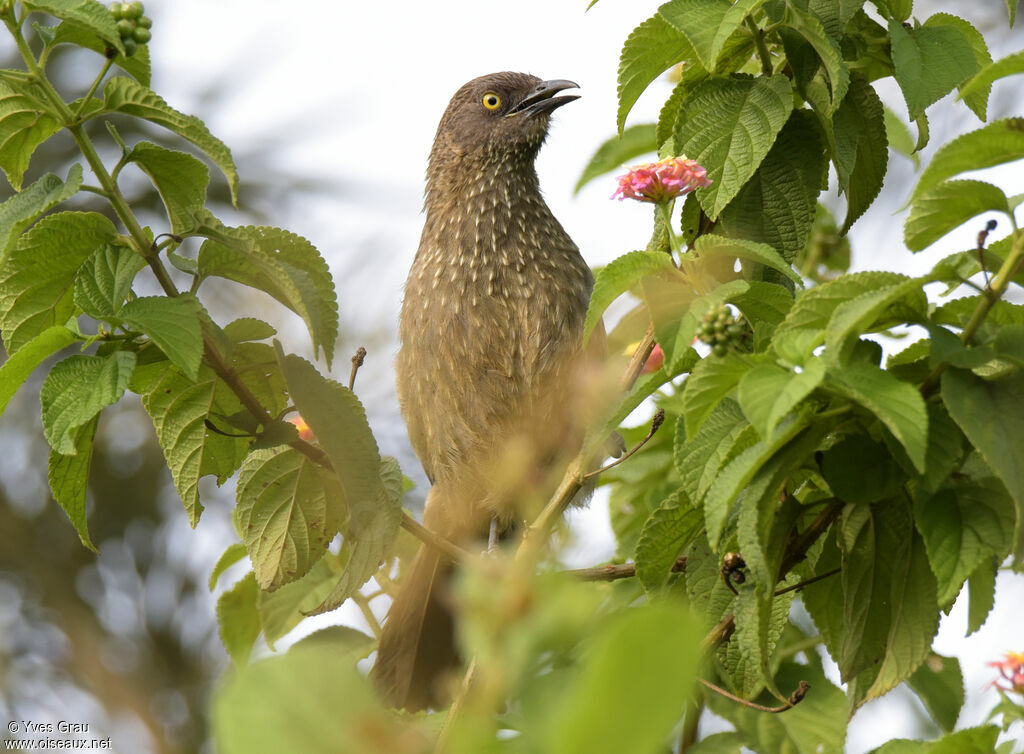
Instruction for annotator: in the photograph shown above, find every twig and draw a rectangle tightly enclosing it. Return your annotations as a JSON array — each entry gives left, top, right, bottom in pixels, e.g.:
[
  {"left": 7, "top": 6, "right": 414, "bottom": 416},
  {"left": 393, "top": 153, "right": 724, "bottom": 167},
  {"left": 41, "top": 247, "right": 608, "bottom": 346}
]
[
  {"left": 620, "top": 323, "right": 656, "bottom": 392},
  {"left": 699, "top": 678, "right": 810, "bottom": 713},
  {"left": 582, "top": 409, "right": 665, "bottom": 481},
  {"left": 400, "top": 514, "right": 473, "bottom": 564},
  {"left": 773, "top": 567, "right": 841, "bottom": 597},
  {"left": 566, "top": 556, "right": 687, "bottom": 582},
  {"left": 349, "top": 346, "right": 367, "bottom": 391},
  {"left": 976, "top": 218, "right": 997, "bottom": 287},
  {"left": 350, "top": 591, "right": 382, "bottom": 639},
  {"left": 434, "top": 658, "right": 477, "bottom": 753}
]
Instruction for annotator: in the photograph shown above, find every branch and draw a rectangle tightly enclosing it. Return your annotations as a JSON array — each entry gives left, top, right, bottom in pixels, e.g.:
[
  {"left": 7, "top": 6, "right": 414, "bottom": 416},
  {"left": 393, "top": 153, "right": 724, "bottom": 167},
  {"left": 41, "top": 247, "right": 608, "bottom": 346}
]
[
  {"left": 400, "top": 514, "right": 473, "bottom": 564},
  {"left": 582, "top": 409, "right": 665, "bottom": 481},
  {"left": 566, "top": 556, "right": 686, "bottom": 582},
  {"left": 699, "top": 678, "right": 810, "bottom": 714}
]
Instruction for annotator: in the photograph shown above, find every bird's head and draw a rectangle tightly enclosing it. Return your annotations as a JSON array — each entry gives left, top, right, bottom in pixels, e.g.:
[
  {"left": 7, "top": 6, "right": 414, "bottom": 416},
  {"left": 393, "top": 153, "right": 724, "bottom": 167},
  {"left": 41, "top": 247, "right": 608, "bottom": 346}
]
[{"left": 429, "top": 72, "right": 579, "bottom": 169}]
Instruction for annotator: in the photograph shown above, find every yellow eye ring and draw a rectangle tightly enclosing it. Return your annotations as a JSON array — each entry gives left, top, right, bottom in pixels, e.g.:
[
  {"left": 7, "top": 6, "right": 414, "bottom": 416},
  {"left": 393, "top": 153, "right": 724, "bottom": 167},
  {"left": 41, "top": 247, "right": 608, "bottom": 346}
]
[{"left": 482, "top": 92, "right": 501, "bottom": 111}]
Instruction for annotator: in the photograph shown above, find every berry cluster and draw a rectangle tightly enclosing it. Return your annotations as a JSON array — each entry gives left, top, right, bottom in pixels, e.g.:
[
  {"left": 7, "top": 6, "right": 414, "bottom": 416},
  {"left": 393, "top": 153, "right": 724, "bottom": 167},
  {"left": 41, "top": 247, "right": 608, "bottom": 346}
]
[
  {"left": 697, "top": 303, "right": 745, "bottom": 357},
  {"left": 109, "top": 1, "right": 151, "bottom": 56}
]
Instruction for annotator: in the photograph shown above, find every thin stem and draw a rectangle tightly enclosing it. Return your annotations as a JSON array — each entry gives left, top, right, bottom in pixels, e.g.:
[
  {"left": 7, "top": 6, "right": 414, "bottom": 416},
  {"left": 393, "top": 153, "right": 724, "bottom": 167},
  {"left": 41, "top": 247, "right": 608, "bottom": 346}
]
[
  {"left": 699, "top": 678, "right": 809, "bottom": 713},
  {"left": 566, "top": 556, "right": 686, "bottom": 582},
  {"left": 620, "top": 323, "right": 656, "bottom": 392},
  {"left": 746, "top": 16, "right": 774, "bottom": 76},
  {"left": 435, "top": 659, "right": 477, "bottom": 753},
  {"left": 773, "top": 566, "right": 841, "bottom": 597},
  {"left": 74, "top": 57, "right": 113, "bottom": 121},
  {"left": 348, "top": 346, "right": 367, "bottom": 391},
  {"left": 351, "top": 592, "right": 382, "bottom": 639},
  {"left": 400, "top": 515, "right": 473, "bottom": 564},
  {"left": 582, "top": 409, "right": 665, "bottom": 481}
]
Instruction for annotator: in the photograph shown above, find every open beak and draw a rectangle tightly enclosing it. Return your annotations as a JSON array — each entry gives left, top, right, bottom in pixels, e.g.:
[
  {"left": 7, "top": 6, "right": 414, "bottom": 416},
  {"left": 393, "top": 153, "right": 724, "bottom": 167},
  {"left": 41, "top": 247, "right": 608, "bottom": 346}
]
[{"left": 507, "top": 79, "right": 580, "bottom": 117}]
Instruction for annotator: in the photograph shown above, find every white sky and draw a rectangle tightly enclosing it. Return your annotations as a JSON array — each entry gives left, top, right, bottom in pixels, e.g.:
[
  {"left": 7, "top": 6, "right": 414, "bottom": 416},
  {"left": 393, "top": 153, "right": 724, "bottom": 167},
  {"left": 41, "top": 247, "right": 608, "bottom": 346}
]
[{"left": 137, "top": 1, "right": 1024, "bottom": 751}]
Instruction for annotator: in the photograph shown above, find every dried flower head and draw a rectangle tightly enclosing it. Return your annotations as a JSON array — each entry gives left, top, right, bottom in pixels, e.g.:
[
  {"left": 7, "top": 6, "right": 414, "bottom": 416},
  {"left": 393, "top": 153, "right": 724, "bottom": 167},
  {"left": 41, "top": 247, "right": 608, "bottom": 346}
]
[
  {"left": 988, "top": 651, "right": 1024, "bottom": 694},
  {"left": 612, "top": 156, "right": 712, "bottom": 203}
]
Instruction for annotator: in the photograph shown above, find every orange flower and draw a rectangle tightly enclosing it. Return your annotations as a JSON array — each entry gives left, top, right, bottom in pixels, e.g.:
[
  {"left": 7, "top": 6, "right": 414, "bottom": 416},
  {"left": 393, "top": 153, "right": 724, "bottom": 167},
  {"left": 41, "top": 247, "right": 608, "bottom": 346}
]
[
  {"left": 287, "top": 414, "right": 316, "bottom": 443},
  {"left": 988, "top": 651, "right": 1024, "bottom": 694}
]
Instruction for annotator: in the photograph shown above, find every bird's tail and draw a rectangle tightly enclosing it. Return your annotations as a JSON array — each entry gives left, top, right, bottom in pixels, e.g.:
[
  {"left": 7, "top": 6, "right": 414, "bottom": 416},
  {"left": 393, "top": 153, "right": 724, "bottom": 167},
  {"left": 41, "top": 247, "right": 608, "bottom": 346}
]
[{"left": 371, "top": 543, "right": 458, "bottom": 711}]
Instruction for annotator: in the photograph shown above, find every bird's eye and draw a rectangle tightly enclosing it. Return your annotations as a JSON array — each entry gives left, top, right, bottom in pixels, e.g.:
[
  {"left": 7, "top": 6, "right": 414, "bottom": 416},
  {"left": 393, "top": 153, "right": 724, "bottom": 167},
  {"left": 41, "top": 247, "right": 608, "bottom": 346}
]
[{"left": 482, "top": 92, "right": 501, "bottom": 111}]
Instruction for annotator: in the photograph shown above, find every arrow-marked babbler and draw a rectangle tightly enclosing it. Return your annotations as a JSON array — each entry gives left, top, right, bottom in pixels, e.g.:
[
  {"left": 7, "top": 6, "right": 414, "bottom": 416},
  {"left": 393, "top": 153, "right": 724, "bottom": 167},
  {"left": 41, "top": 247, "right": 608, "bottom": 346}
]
[{"left": 372, "top": 72, "right": 600, "bottom": 711}]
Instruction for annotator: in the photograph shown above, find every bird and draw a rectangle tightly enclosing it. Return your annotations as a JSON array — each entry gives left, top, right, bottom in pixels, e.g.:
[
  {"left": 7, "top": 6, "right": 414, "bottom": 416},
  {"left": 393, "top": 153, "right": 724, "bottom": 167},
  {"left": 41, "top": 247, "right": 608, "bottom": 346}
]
[{"left": 371, "top": 72, "right": 599, "bottom": 711}]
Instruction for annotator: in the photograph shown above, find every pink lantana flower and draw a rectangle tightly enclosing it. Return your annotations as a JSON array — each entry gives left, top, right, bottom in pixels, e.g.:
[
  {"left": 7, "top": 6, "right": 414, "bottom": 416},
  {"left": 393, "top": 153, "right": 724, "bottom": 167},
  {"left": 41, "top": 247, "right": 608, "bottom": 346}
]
[
  {"left": 989, "top": 651, "right": 1024, "bottom": 695},
  {"left": 612, "top": 156, "right": 712, "bottom": 203}
]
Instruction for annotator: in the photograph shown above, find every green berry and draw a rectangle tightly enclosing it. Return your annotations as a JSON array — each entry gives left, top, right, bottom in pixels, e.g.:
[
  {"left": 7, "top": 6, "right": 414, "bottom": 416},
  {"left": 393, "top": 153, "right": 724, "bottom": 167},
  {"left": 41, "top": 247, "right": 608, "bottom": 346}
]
[
  {"left": 123, "top": 1, "right": 143, "bottom": 19},
  {"left": 137, "top": 15, "right": 152, "bottom": 28},
  {"left": 727, "top": 324, "right": 744, "bottom": 338},
  {"left": 116, "top": 18, "right": 134, "bottom": 36},
  {"left": 122, "top": 36, "right": 137, "bottom": 56},
  {"left": 712, "top": 343, "right": 728, "bottom": 358},
  {"left": 132, "top": 26, "right": 151, "bottom": 43},
  {"left": 110, "top": 1, "right": 124, "bottom": 18}
]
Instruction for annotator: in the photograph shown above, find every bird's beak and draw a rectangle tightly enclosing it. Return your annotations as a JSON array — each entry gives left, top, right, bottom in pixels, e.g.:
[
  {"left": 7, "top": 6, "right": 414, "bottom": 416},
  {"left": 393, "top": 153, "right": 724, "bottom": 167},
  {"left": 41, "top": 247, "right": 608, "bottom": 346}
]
[{"left": 507, "top": 79, "right": 580, "bottom": 117}]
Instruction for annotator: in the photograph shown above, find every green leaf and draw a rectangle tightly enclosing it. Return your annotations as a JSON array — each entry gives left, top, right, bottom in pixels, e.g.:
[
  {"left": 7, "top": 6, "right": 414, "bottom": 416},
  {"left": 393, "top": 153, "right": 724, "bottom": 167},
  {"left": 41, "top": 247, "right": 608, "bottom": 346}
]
[
  {"left": 906, "top": 179, "right": 1010, "bottom": 252},
  {"left": 217, "top": 571, "right": 260, "bottom": 666},
  {"left": 139, "top": 362, "right": 250, "bottom": 526},
  {"left": 826, "top": 361, "right": 929, "bottom": 473},
  {"left": 22, "top": 0, "right": 124, "bottom": 53},
  {"left": 213, "top": 641, "right": 402, "bottom": 754},
  {"left": 831, "top": 76, "right": 888, "bottom": 233},
  {"left": 103, "top": 77, "right": 238, "bottom": 204},
  {"left": 942, "top": 368, "right": 1024, "bottom": 557},
  {"left": 718, "top": 110, "right": 827, "bottom": 261},
  {"left": 809, "top": 0, "right": 866, "bottom": 40},
  {"left": 584, "top": 250, "right": 677, "bottom": 344},
  {"left": 127, "top": 141, "right": 209, "bottom": 234},
  {"left": 47, "top": 414, "right": 98, "bottom": 552},
  {"left": 0, "top": 325, "right": 76, "bottom": 418},
  {"left": 782, "top": 3, "right": 850, "bottom": 112},
  {"left": 674, "top": 75, "right": 794, "bottom": 219},
  {"left": 634, "top": 489, "right": 702, "bottom": 593},
  {"left": 959, "top": 50, "right": 1024, "bottom": 101},
  {"left": 924, "top": 14, "right": 992, "bottom": 121},
  {"left": 73, "top": 244, "right": 145, "bottom": 319},
  {"left": 889, "top": 17, "right": 978, "bottom": 120},
  {"left": 907, "top": 654, "right": 964, "bottom": 733},
  {"left": 676, "top": 398, "right": 757, "bottom": 504},
  {"left": 722, "top": 583, "right": 795, "bottom": 699},
  {"left": 681, "top": 351, "right": 751, "bottom": 438},
  {"left": 658, "top": 0, "right": 768, "bottom": 72},
  {"left": 616, "top": 13, "right": 694, "bottom": 133},
  {"left": 821, "top": 434, "right": 904, "bottom": 504},
  {"left": 0, "top": 211, "right": 116, "bottom": 352},
  {"left": 223, "top": 318, "right": 277, "bottom": 344},
  {"left": 824, "top": 276, "right": 929, "bottom": 365},
  {"left": 912, "top": 118, "right": 1024, "bottom": 200},
  {"left": 210, "top": 543, "right": 249, "bottom": 590},
  {"left": 966, "top": 558, "right": 995, "bottom": 635},
  {"left": 235, "top": 448, "right": 345, "bottom": 591},
  {"left": 0, "top": 164, "right": 83, "bottom": 262},
  {"left": 198, "top": 225, "right": 338, "bottom": 364},
  {"left": 547, "top": 604, "right": 701, "bottom": 754},
  {"left": 914, "top": 479, "right": 1015, "bottom": 606},
  {"left": 256, "top": 556, "right": 341, "bottom": 647},
  {"left": 694, "top": 234, "right": 801, "bottom": 285},
  {"left": 738, "top": 358, "right": 824, "bottom": 437},
  {"left": 40, "top": 351, "right": 134, "bottom": 455},
  {"left": 49, "top": 19, "right": 149, "bottom": 86},
  {"left": 838, "top": 501, "right": 939, "bottom": 701},
  {"left": 920, "top": 403, "right": 965, "bottom": 492},
  {"left": 278, "top": 354, "right": 381, "bottom": 532},
  {"left": 0, "top": 79, "right": 62, "bottom": 190},
  {"left": 311, "top": 457, "right": 404, "bottom": 614},
  {"left": 575, "top": 124, "right": 656, "bottom": 194},
  {"left": 120, "top": 295, "right": 205, "bottom": 381},
  {"left": 704, "top": 411, "right": 813, "bottom": 549},
  {"left": 871, "top": 727, "right": 1001, "bottom": 754},
  {"left": 884, "top": 106, "right": 919, "bottom": 164},
  {"left": 772, "top": 271, "right": 908, "bottom": 365}
]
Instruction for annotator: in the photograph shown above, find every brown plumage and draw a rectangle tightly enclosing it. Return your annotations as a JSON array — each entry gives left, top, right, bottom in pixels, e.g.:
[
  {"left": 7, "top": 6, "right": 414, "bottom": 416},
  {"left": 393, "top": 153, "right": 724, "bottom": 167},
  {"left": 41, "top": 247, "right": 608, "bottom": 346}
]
[{"left": 372, "top": 72, "right": 596, "bottom": 711}]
